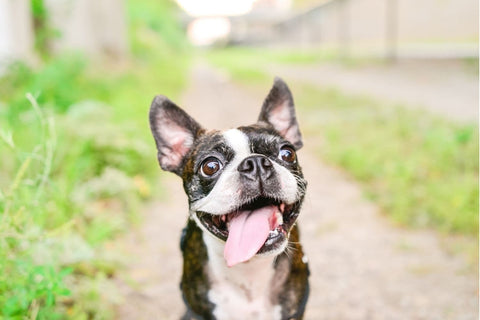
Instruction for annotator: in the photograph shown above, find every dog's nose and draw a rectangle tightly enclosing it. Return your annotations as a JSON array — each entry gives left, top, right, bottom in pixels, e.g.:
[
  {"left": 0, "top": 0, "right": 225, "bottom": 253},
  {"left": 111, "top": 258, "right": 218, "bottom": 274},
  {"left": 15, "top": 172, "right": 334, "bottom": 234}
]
[{"left": 238, "top": 155, "right": 273, "bottom": 180}]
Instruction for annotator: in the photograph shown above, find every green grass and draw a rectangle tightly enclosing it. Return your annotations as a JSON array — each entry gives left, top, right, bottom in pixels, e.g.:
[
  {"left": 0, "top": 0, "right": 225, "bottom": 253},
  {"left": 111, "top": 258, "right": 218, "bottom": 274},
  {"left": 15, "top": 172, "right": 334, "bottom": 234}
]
[
  {"left": 205, "top": 46, "right": 380, "bottom": 91},
  {"left": 207, "top": 48, "right": 478, "bottom": 236},
  {"left": 205, "top": 47, "right": 340, "bottom": 84},
  {"left": 294, "top": 84, "right": 478, "bottom": 235},
  {"left": 0, "top": 0, "right": 190, "bottom": 318}
]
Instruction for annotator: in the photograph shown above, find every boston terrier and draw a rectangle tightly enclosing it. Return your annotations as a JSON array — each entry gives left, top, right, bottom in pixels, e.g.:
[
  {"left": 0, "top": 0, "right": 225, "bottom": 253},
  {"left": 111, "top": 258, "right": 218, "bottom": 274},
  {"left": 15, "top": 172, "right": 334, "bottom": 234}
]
[{"left": 149, "top": 78, "right": 309, "bottom": 320}]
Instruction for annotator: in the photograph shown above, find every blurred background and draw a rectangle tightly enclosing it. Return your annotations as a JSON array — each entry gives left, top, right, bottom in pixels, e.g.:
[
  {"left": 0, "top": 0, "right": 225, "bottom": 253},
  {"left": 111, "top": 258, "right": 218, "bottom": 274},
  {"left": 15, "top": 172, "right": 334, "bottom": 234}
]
[{"left": 0, "top": 0, "right": 478, "bottom": 319}]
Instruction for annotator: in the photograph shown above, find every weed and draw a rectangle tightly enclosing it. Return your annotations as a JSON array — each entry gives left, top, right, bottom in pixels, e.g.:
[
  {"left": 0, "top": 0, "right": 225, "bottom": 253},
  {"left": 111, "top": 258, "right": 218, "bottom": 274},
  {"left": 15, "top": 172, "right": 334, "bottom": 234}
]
[
  {"left": 0, "top": 95, "right": 72, "bottom": 318},
  {"left": 0, "top": 0, "right": 190, "bottom": 317},
  {"left": 294, "top": 84, "right": 479, "bottom": 235}
]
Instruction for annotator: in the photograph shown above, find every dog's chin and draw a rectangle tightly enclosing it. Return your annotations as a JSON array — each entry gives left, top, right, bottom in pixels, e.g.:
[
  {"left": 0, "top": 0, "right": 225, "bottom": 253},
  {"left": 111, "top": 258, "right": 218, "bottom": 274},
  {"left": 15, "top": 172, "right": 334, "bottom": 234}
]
[{"left": 195, "top": 196, "right": 301, "bottom": 256}]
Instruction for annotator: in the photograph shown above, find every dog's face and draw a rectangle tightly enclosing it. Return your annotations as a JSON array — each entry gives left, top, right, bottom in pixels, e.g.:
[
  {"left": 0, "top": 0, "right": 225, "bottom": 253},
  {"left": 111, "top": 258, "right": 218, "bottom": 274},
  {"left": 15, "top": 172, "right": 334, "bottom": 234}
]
[{"left": 149, "top": 78, "right": 307, "bottom": 267}]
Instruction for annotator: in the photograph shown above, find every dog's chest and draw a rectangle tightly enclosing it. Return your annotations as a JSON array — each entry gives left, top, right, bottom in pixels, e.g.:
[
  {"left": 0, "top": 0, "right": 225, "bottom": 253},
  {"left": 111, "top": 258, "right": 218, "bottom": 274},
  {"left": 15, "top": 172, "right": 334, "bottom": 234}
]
[{"left": 204, "top": 235, "right": 282, "bottom": 320}]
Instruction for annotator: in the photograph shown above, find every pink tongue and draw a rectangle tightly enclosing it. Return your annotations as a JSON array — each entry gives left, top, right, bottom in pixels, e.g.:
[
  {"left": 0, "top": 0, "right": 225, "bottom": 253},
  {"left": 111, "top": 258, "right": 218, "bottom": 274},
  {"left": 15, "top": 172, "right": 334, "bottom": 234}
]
[{"left": 224, "top": 205, "right": 277, "bottom": 267}]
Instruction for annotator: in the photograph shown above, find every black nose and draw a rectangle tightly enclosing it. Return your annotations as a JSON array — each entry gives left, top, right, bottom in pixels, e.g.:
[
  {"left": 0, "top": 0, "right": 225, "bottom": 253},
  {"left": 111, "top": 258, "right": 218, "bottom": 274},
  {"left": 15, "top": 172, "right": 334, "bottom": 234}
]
[{"left": 238, "top": 155, "right": 273, "bottom": 180}]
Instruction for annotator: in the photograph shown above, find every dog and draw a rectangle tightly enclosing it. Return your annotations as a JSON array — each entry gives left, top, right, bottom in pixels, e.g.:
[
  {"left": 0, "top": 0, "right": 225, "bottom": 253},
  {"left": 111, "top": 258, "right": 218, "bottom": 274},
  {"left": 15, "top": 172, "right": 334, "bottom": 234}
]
[{"left": 149, "top": 78, "right": 309, "bottom": 320}]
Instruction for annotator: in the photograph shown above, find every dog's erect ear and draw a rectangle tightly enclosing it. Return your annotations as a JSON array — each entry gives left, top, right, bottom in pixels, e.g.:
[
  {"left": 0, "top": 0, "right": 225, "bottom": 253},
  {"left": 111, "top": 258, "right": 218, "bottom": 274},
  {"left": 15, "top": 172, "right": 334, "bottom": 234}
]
[
  {"left": 149, "top": 95, "right": 203, "bottom": 175},
  {"left": 258, "top": 77, "right": 303, "bottom": 149}
]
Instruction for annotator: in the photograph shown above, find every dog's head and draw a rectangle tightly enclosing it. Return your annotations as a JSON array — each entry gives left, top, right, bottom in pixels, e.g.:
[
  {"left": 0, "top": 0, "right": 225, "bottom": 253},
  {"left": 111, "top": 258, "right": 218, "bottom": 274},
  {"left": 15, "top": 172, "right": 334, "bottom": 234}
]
[{"left": 149, "top": 78, "right": 307, "bottom": 267}]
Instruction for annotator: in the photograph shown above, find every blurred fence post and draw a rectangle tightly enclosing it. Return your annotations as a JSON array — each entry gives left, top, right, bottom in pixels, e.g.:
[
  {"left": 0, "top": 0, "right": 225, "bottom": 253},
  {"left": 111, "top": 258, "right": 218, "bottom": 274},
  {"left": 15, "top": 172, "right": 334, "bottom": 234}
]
[
  {"left": 44, "top": 0, "right": 128, "bottom": 58},
  {"left": 386, "top": 0, "right": 398, "bottom": 61},
  {"left": 0, "top": 0, "right": 34, "bottom": 70},
  {"left": 337, "top": 0, "right": 350, "bottom": 58}
]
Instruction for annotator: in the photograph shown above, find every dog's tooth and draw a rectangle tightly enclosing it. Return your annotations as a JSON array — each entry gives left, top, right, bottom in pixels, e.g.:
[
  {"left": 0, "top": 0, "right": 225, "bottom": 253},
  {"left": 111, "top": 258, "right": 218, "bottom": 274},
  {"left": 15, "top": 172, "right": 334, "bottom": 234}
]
[
  {"left": 269, "top": 229, "right": 279, "bottom": 236},
  {"left": 276, "top": 210, "right": 283, "bottom": 225},
  {"left": 279, "top": 203, "right": 285, "bottom": 213}
]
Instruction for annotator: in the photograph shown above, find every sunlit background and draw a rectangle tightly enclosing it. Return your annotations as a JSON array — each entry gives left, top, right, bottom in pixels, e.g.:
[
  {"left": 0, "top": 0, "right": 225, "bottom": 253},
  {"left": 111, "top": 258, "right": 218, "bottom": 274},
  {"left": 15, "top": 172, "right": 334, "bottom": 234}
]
[{"left": 0, "top": 0, "right": 478, "bottom": 319}]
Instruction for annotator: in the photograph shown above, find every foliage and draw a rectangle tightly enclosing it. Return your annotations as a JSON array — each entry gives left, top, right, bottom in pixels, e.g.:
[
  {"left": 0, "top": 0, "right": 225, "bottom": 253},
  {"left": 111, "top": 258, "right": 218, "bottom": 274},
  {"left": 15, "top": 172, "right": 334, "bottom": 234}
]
[
  {"left": 206, "top": 47, "right": 337, "bottom": 84},
  {"left": 0, "top": 55, "right": 93, "bottom": 116},
  {"left": 0, "top": 0, "right": 190, "bottom": 318},
  {"left": 30, "top": 0, "right": 58, "bottom": 57},
  {"left": 127, "top": 0, "right": 189, "bottom": 55},
  {"left": 294, "top": 85, "right": 479, "bottom": 235},
  {"left": 0, "top": 93, "right": 148, "bottom": 318},
  {"left": 1, "top": 96, "right": 72, "bottom": 318}
]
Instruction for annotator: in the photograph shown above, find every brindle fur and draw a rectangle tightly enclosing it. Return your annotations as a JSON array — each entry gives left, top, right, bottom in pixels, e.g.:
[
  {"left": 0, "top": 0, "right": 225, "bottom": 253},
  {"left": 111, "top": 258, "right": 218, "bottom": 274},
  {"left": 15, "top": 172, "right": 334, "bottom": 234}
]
[
  {"left": 180, "top": 219, "right": 214, "bottom": 319},
  {"left": 180, "top": 220, "right": 309, "bottom": 320}
]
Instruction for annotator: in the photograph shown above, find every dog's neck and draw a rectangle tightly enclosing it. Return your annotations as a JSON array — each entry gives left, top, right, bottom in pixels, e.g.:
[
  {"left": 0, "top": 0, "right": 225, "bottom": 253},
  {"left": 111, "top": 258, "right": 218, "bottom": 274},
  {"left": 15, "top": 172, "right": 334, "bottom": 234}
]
[{"left": 202, "top": 232, "right": 283, "bottom": 320}]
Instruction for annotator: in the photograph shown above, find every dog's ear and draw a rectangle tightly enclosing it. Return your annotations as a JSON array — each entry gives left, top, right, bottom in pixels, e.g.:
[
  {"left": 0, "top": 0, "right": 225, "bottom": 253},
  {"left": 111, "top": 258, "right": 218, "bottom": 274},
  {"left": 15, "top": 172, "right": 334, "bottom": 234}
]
[
  {"left": 149, "top": 95, "right": 203, "bottom": 175},
  {"left": 258, "top": 77, "right": 303, "bottom": 149}
]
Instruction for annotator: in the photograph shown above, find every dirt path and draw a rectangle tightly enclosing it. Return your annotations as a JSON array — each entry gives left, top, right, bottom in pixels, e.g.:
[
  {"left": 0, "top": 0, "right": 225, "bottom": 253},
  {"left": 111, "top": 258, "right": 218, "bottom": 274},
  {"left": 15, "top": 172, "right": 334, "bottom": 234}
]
[
  {"left": 266, "top": 60, "right": 478, "bottom": 123},
  {"left": 114, "top": 62, "right": 478, "bottom": 319}
]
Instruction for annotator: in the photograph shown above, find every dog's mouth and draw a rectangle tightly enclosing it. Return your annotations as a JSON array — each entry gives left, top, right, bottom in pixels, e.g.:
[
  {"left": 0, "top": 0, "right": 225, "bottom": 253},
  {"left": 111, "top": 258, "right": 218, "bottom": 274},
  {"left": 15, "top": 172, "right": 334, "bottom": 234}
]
[{"left": 196, "top": 196, "right": 300, "bottom": 267}]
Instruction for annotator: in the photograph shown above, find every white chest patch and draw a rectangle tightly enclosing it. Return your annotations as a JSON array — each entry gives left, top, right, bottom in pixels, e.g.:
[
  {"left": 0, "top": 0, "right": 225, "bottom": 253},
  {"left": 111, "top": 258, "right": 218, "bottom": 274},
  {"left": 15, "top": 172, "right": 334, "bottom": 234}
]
[{"left": 203, "top": 234, "right": 282, "bottom": 320}]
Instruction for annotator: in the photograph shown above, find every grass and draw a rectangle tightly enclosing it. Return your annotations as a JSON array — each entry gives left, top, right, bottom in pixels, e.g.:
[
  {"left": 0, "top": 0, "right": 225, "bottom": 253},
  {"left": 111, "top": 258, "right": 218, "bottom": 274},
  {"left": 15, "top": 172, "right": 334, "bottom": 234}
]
[
  {"left": 207, "top": 48, "right": 479, "bottom": 237},
  {"left": 294, "top": 85, "right": 478, "bottom": 235},
  {"left": 205, "top": 47, "right": 343, "bottom": 84},
  {"left": 205, "top": 46, "right": 379, "bottom": 85},
  {"left": 0, "top": 0, "right": 190, "bottom": 318}
]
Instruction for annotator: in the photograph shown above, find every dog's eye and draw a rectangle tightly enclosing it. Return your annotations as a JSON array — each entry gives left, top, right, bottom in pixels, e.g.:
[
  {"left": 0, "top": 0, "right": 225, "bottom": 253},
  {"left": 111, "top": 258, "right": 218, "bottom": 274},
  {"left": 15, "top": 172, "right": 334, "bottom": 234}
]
[
  {"left": 279, "top": 146, "right": 296, "bottom": 163},
  {"left": 200, "top": 157, "right": 222, "bottom": 177}
]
